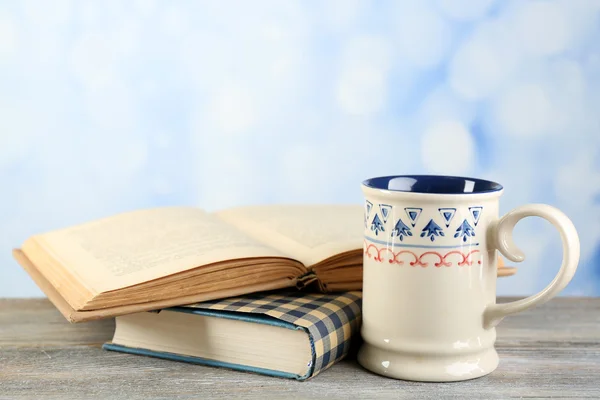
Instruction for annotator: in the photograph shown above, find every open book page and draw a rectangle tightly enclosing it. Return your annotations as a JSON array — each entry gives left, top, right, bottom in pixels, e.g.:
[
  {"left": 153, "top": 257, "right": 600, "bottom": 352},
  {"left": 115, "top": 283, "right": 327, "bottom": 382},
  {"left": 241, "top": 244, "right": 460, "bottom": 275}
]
[
  {"left": 213, "top": 205, "right": 363, "bottom": 267},
  {"left": 25, "top": 207, "right": 289, "bottom": 293}
]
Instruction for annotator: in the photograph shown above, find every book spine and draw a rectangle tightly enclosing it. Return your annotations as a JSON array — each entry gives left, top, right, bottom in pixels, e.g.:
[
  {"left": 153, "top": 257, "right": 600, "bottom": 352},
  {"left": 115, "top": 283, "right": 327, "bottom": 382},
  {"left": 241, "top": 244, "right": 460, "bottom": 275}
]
[{"left": 295, "top": 271, "right": 319, "bottom": 290}]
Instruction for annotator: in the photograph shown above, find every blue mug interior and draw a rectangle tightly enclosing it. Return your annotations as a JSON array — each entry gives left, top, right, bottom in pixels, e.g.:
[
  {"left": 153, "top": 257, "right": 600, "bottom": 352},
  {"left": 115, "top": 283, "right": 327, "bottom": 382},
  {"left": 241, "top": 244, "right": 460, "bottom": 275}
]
[{"left": 363, "top": 175, "right": 503, "bottom": 194}]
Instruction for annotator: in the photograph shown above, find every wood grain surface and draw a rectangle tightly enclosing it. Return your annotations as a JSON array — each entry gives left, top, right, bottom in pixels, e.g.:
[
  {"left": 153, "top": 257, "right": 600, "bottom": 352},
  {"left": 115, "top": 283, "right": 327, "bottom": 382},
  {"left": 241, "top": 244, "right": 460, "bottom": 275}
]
[{"left": 1, "top": 298, "right": 599, "bottom": 399}]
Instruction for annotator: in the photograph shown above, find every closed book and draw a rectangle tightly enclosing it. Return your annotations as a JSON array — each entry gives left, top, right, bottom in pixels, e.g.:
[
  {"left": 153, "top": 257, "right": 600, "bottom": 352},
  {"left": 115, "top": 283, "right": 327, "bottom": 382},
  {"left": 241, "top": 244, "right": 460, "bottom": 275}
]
[{"left": 103, "top": 291, "right": 362, "bottom": 380}]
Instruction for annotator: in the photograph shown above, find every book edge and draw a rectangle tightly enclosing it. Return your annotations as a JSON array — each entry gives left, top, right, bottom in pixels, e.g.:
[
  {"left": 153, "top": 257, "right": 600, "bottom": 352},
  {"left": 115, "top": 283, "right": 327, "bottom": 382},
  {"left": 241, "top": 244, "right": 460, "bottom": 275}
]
[
  {"left": 12, "top": 248, "right": 298, "bottom": 323},
  {"left": 168, "top": 307, "right": 302, "bottom": 330},
  {"left": 112, "top": 307, "right": 317, "bottom": 380},
  {"left": 103, "top": 341, "right": 311, "bottom": 380}
]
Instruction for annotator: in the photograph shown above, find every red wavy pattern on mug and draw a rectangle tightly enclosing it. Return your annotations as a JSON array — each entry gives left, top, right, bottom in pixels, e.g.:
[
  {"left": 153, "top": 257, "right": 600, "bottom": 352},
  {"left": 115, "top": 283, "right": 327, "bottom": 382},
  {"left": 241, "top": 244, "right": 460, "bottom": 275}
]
[{"left": 363, "top": 242, "right": 481, "bottom": 267}]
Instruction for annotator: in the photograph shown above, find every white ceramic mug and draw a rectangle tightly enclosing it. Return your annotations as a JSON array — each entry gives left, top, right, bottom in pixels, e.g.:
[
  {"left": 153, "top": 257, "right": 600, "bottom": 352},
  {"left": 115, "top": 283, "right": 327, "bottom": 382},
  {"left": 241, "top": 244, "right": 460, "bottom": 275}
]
[{"left": 358, "top": 175, "right": 580, "bottom": 382}]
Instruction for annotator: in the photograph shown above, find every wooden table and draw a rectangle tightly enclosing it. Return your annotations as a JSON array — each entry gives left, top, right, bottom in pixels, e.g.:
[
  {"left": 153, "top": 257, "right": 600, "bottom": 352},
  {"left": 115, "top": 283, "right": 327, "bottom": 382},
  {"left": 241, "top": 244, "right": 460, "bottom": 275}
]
[{"left": 1, "top": 298, "right": 599, "bottom": 399}]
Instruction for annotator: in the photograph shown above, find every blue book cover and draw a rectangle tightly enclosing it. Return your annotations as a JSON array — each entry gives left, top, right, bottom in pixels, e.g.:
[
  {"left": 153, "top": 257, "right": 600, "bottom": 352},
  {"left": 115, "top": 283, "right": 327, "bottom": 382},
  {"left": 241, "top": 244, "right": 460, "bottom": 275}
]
[{"left": 103, "top": 291, "right": 362, "bottom": 380}]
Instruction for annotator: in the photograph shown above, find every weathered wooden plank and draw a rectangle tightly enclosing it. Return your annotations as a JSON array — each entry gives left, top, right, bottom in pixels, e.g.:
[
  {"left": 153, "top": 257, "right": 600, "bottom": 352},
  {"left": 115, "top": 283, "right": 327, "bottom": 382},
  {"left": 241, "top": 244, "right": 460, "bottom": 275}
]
[
  {"left": 0, "top": 299, "right": 114, "bottom": 347},
  {"left": 1, "top": 347, "right": 599, "bottom": 399},
  {"left": 1, "top": 298, "right": 599, "bottom": 400}
]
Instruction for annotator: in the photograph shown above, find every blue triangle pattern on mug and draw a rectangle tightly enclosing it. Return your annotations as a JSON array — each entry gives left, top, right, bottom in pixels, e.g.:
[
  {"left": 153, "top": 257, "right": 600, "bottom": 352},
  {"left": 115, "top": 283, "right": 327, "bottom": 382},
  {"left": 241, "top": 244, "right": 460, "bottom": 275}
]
[
  {"left": 469, "top": 206, "right": 483, "bottom": 226},
  {"left": 454, "top": 219, "right": 476, "bottom": 242},
  {"left": 404, "top": 207, "right": 422, "bottom": 227},
  {"left": 420, "top": 219, "right": 445, "bottom": 242},
  {"left": 438, "top": 208, "right": 456, "bottom": 227},
  {"left": 365, "top": 200, "right": 373, "bottom": 219},
  {"left": 379, "top": 204, "right": 392, "bottom": 223},
  {"left": 370, "top": 214, "right": 385, "bottom": 236}
]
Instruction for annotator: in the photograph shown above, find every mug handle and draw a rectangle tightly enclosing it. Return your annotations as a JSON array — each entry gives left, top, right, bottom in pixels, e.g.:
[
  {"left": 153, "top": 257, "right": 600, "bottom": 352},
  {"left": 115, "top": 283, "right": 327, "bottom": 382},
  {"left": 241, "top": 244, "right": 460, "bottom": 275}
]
[{"left": 483, "top": 204, "right": 580, "bottom": 329}]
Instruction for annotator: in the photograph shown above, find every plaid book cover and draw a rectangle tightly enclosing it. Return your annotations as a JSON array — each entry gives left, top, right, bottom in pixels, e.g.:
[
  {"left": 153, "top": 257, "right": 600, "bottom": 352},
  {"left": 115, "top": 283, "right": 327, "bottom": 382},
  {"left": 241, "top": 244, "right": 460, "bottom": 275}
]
[{"left": 184, "top": 291, "right": 363, "bottom": 379}]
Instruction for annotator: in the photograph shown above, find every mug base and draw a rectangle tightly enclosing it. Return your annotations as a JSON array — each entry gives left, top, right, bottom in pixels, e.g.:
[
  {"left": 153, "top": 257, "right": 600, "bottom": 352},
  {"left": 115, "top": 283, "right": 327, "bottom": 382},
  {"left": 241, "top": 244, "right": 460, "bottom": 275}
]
[{"left": 357, "top": 343, "right": 499, "bottom": 382}]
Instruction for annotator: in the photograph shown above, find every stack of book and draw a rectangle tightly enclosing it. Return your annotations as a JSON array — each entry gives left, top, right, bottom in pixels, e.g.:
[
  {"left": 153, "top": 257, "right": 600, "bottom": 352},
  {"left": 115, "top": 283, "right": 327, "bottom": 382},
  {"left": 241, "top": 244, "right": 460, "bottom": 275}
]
[{"left": 14, "top": 205, "right": 515, "bottom": 380}]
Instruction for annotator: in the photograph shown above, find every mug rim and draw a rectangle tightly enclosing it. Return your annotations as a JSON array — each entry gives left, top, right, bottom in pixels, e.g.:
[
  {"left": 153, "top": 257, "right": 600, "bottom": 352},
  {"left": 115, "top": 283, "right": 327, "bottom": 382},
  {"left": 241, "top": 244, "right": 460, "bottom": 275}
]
[{"left": 362, "top": 175, "right": 504, "bottom": 195}]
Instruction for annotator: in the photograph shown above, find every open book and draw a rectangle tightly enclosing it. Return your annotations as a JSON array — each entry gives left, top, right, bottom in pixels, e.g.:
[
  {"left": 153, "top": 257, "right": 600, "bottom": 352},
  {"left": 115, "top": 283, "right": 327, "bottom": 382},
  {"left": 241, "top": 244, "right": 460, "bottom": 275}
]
[
  {"left": 14, "top": 205, "right": 364, "bottom": 322},
  {"left": 13, "top": 204, "right": 516, "bottom": 323}
]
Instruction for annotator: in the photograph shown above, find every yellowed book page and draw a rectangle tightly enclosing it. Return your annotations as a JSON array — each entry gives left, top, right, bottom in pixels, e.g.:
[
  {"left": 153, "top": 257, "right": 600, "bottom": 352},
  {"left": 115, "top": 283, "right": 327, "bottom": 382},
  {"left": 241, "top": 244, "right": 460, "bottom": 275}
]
[
  {"left": 214, "top": 205, "right": 363, "bottom": 267},
  {"left": 28, "top": 207, "right": 288, "bottom": 293}
]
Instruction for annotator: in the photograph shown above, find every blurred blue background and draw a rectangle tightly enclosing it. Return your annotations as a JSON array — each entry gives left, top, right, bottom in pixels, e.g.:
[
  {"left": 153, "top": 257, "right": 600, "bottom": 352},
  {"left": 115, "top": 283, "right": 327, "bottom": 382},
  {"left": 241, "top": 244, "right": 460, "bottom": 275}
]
[{"left": 1, "top": 0, "right": 599, "bottom": 297}]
